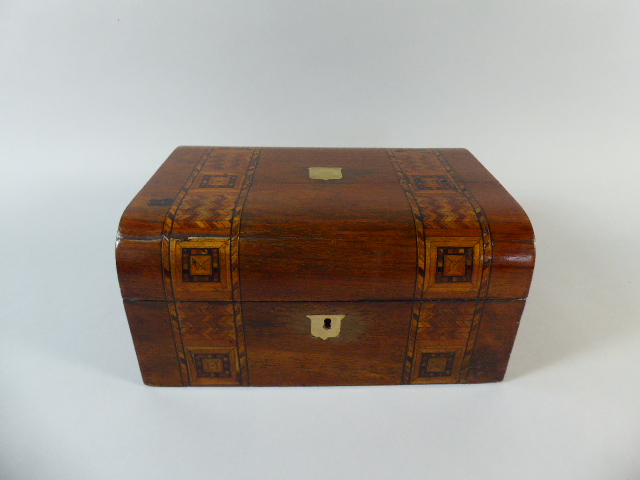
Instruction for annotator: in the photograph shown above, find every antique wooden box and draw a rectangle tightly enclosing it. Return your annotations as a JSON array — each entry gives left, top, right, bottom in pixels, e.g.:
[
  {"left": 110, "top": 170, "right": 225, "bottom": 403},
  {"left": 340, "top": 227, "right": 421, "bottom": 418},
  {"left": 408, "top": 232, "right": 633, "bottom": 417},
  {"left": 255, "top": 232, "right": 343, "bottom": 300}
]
[{"left": 116, "top": 147, "right": 535, "bottom": 386}]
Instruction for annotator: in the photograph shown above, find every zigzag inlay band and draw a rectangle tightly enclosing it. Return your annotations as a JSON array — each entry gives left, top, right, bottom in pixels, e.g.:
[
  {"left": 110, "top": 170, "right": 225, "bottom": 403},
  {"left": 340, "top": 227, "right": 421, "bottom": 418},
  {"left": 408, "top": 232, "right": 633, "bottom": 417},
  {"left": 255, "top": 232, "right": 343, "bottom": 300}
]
[
  {"left": 161, "top": 147, "right": 261, "bottom": 386},
  {"left": 229, "top": 148, "right": 262, "bottom": 385},
  {"left": 433, "top": 150, "right": 493, "bottom": 382},
  {"left": 388, "top": 148, "right": 492, "bottom": 383},
  {"left": 387, "top": 149, "right": 428, "bottom": 384},
  {"left": 161, "top": 148, "right": 214, "bottom": 385}
]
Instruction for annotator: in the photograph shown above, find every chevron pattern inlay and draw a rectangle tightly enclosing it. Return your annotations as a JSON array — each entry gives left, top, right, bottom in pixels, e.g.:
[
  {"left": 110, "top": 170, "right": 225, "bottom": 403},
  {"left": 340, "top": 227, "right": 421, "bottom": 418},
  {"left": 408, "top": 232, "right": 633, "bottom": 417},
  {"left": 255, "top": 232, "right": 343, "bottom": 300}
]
[
  {"left": 388, "top": 148, "right": 491, "bottom": 384},
  {"left": 416, "top": 302, "right": 475, "bottom": 342},
  {"left": 162, "top": 147, "right": 261, "bottom": 386},
  {"left": 418, "top": 194, "right": 478, "bottom": 229},
  {"left": 177, "top": 302, "right": 236, "bottom": 344}
]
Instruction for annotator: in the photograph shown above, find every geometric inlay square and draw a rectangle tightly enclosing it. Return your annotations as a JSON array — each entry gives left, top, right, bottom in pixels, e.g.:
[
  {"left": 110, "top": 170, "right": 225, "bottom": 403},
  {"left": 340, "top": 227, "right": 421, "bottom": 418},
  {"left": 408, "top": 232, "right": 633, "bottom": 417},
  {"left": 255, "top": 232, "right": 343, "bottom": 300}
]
[
  {"left": 194, "top": 352, "right": 232, "bottom": 378},
  {"left": 182, "top": 248, "right": 220, "bottom": 282},
  {"left": 171, "top": 237, "right": 232, "bottom": 301},
  {"left": 413, "top": 175, "right": 455, "bottom": 191},
  {"left": 435, "top": 247, "right": 474, "bottom": 283},
  {"left": 424, "top": 238, "right": 481, "bottom": 296},
  {"left": 189, "top": 254, "right": 213, "bottom": 275},
  {"left": 411, "top": 345, "right": 465, "bottom": 384},
  {"left": 424, "top": 236, "right": 483, "bottom": 298},
  {"left": 186, "top": 346, "right": 240, "bottom": 386},
  {"left": 418, "top": 351, "right": 456, "bottom": 377},
  {"left": 199, "top": 173, "right": 238, "bottom": 188}
]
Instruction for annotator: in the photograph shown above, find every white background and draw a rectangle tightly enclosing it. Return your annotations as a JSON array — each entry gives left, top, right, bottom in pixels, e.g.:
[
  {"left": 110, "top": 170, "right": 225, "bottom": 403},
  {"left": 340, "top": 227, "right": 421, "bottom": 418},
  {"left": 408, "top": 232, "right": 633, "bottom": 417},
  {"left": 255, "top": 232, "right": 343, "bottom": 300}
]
[{"left": 2, "top": 2, "right": 639, "bottom": 479}]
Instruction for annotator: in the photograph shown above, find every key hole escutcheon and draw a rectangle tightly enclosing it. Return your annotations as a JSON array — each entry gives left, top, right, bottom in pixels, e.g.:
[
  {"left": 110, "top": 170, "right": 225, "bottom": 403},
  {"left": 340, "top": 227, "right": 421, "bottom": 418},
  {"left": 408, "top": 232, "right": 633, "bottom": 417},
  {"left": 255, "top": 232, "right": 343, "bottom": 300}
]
[{"left": 307, "top": 314, "right": 346, "bottom": 340}]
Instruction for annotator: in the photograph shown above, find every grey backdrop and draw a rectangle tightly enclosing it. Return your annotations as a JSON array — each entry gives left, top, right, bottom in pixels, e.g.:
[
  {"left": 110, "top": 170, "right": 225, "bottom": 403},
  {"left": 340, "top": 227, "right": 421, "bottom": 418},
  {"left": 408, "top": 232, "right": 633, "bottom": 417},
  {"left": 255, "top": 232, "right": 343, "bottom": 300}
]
[{"left": 2, "top": 2, "right": 639, "bottom": 479}]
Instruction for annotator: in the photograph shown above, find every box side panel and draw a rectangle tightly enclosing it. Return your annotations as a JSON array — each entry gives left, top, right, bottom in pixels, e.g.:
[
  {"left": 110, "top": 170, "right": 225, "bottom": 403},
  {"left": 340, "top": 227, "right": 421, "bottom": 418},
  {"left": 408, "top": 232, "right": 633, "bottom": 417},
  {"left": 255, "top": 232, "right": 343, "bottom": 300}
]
[
  {"left": 116, "top": 238, "right": 165, "bottom": 300},
  {"left": 489, "top": 241, "right": 536, "bottom": 299},
  {"left": 438, "top": 149, "right": 535, "bottom": 243},
  {"left": 462, "top": 181, "right": 535, "bottom": 243},
  {"left": 118, "top": 146, "right": 210, "bottom": 237},
  {"left": 437, "top": 149, "right": 536, "bottom": 299},
  {"left": 465, "top": 299, "right": 526, "bottom": 383},
  {"left": 123, "top": 300, "right": 183, "bottom": 386}
]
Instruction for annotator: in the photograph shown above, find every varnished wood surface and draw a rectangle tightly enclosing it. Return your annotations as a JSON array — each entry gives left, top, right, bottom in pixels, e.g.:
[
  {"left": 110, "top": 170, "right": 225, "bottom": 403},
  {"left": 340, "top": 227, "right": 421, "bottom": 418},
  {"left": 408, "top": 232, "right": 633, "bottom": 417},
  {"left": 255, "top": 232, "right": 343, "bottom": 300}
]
[
  {"left": 117, "top": 147, "right": 535, "bottom": 385},
  {"left": 240, "top": 148, "right": 417, "bottom": 301},
  {"left": 243, "top": 301, "right": 412, "bottom": 386},
  {"left": 488, "top": 241, "right": 536, "bottom": 299},
  {"left": 123, "top": 300, "right": 183, "bottom": 386},
  {"left": 466, "top": 299, "right": 526, "bottom": 383},
  {"left": 116, "top": 239, "right": 164, "bottom": 301}
]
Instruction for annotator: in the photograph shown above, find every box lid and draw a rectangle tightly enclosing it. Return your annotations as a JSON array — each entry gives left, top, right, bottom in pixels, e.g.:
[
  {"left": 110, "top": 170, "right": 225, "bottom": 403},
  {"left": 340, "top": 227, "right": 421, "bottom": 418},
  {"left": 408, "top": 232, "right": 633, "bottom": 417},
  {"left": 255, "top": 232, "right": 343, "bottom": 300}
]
[{"left": 117, "top": 147, "right": 535, "bottom": 302}]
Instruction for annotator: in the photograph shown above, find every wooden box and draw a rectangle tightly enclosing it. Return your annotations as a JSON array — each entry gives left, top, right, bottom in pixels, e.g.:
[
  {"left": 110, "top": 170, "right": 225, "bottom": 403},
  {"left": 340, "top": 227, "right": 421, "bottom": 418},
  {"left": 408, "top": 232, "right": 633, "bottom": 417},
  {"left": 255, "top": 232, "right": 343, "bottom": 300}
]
[{"left": 116, "top": 147, "right": 535, "bottom": 386}]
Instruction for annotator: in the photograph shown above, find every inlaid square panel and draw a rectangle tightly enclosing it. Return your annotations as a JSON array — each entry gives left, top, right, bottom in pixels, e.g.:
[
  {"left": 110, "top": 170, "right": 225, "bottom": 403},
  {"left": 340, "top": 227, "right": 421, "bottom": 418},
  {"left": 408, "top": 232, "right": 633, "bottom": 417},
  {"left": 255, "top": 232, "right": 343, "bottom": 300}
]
[
  {"left": 182, "top": 248, "right": 220, "bottom": 282},
  {"left": 412, "top": 174, "right": 455, "bottom": 191},
  {"left": 171, "top": 238, "right": 231, "bottom": 301},
  {"left": 186, "top": 346, "right": 240, "bottom": 386},
  {"left": 411, "top": 346, "right": 464, "bottom": 384},
  {"left": 419, "top": 352, "right": 455, "bottom": 377},
  {"left": 425, "top": 237, "right": 481, "bottom": 296},
  {"left": 436, "top": 246, "right": 474, "bottom": 282},
  {"left": 198, "top": 173, "right": 239, "bottom": 189}
]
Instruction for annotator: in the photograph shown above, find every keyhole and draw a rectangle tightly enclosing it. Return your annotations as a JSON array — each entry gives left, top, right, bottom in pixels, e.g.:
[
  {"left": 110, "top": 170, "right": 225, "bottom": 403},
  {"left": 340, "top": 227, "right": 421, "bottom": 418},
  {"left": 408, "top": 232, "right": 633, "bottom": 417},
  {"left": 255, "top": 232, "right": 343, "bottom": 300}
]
[{"left": 323, "top": 318, "right": 332, "bottom": 330}]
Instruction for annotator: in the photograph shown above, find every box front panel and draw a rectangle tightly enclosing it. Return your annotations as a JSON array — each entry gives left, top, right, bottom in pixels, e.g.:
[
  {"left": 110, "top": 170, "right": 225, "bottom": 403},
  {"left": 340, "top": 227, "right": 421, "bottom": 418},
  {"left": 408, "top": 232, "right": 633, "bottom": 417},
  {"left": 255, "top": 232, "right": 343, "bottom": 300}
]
[
  {"left": 127, "top": 299, "right": 485, "bottom": 386},
  {"left": 242, "top": 301, "right": 413, "bottom": 386},
  {"left": 171, "top": 302, "right": 472, "bottom": 386}
]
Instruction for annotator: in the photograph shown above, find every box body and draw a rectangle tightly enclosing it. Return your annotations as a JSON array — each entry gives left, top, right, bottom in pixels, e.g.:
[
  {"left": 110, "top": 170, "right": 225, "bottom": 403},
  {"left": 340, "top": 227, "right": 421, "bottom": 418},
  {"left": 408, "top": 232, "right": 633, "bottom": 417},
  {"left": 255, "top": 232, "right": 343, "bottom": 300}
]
[{"left": 117, "top": 147, "right": 535, "bottom": 386}]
